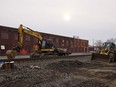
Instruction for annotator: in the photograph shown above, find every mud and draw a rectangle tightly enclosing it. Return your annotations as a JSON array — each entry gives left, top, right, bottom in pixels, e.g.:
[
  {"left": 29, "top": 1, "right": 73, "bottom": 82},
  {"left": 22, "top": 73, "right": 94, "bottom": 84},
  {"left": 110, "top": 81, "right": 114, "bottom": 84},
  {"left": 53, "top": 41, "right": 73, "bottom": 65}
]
[{"left": 0, "top": 56, "right": 116, "bottom": 87}]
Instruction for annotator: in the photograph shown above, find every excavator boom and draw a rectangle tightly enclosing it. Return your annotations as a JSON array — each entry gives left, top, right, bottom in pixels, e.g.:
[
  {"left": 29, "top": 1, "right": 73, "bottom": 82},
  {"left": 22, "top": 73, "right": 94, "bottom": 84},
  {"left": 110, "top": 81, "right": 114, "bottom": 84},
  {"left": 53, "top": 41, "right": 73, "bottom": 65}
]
[
  {"left": 6, "top": 24, "right": 71, "bottom": 59},
  {"left": 6, "top": 24, "right": 43, "bottom": 59}
]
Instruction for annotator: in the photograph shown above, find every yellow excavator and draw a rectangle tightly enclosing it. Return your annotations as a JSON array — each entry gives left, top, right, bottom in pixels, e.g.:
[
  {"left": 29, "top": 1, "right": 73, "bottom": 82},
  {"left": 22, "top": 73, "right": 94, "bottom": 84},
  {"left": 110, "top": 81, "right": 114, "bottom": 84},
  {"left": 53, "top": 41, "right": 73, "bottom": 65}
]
[
  {"left": 91, "top": 42, "right": 116, "bottom": 63},
  {"left": 6, "top": 24, "right": 71, "bottom": 59}
]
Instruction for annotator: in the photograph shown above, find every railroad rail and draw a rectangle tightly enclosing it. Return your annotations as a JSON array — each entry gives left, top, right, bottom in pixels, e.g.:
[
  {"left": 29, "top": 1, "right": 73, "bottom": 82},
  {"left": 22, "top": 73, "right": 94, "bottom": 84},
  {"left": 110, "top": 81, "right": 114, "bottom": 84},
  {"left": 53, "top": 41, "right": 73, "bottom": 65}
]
[{"left": 0, "top": 54, "right": 91, "bottom": 62}]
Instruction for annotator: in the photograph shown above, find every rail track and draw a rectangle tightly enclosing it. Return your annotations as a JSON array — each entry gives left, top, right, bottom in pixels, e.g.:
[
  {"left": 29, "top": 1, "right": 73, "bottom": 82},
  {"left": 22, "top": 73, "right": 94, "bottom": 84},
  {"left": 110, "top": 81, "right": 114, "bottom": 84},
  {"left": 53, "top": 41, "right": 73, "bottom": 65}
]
[{"left": 0, "top": 54, "right": 91, "bottom": 62}]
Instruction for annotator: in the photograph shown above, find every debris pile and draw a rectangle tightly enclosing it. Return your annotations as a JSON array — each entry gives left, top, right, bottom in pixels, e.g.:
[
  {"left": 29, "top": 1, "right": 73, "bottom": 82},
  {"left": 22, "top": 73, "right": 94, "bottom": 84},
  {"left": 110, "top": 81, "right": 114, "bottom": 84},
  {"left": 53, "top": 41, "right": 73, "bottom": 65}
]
[
  {"left": 46, "top": 60, "right": 83, "bottom": 72},
  {"left": 0, "top": 57, "right": 115, "bottom": 87}
]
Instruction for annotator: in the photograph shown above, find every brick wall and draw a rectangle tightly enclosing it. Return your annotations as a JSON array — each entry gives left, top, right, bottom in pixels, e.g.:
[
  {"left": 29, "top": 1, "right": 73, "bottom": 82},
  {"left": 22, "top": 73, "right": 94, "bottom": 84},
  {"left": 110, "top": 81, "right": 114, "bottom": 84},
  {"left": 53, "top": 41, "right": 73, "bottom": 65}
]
[{"left": 0, "top": 25, "right": 89, "bottom": 55}]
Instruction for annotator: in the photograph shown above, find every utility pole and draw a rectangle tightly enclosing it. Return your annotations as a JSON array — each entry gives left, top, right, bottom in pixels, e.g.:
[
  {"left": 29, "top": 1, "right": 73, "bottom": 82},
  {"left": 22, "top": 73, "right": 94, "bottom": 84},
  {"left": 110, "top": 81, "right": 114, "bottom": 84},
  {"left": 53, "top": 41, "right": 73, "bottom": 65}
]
[
  {"left": 93, "top": 38, "right": 94, "bottom": 46},
  {"left": 93, "top": 38, "right": 95, "bottom": 51}
]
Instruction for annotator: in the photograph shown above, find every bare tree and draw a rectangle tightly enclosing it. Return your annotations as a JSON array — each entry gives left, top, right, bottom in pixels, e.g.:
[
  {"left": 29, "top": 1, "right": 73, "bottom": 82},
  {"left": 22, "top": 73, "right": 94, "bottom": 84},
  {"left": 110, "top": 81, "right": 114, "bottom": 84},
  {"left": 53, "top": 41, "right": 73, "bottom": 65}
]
[
  {"left": 107, "top": 38, "right": 116, "bottom": 43},
  {"left": 94, "top": 40, "right": 103, "bottom": 50}
]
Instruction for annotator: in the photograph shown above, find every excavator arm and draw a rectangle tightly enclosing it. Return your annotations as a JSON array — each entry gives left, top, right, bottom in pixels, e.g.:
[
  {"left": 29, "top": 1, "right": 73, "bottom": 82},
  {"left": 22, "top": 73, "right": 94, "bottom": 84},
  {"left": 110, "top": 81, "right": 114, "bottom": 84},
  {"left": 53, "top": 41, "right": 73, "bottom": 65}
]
[{"left": 6, "top": 24, "right": 43, "bottom": 59}]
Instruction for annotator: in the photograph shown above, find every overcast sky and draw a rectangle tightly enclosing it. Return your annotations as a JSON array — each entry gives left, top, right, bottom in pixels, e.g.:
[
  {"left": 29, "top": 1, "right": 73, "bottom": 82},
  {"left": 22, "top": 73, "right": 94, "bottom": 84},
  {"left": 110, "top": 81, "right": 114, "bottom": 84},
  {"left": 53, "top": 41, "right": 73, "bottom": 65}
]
[{"left": 0, "top": 0, "right": 116, "bottom": 45}]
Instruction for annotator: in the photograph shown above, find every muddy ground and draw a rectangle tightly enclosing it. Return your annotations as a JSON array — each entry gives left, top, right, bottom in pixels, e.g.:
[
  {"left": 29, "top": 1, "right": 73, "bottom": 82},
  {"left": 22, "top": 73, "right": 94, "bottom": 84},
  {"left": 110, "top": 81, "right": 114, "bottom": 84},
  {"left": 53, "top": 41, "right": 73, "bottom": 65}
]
[{"left": 0, "top": 56, "right": 116, "bottom": 87}]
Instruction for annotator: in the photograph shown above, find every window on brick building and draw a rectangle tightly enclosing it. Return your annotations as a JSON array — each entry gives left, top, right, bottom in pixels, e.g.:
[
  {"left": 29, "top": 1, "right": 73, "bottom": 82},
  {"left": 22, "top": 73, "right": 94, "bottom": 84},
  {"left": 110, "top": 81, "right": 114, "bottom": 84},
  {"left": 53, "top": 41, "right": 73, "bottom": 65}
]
[
  {"left": 70, "top": 41, "right": 73, "bottom": 44},
  {"left": 56, "top": 39, "right": 59, "bottom": 43},
  {"left": 1, "top": 32, "right": 8, "bottom": 39},
  {"left": 62, "top": 43, "right": 64, "bottom": 47},
  {"left": 14, "top": 34, "right": 18, "bottom": 40},
  {"left": 62, "top": 40, "right": 64, "bottom": 42},
  {"left": 25, "top": 35, "right": 30, "bottom": 41},
  {"left": 65, "top": 40, "right": 69, "bottom": 46},
  {"left": 33, "top": 38, "right": 38, "bottom": 43}
]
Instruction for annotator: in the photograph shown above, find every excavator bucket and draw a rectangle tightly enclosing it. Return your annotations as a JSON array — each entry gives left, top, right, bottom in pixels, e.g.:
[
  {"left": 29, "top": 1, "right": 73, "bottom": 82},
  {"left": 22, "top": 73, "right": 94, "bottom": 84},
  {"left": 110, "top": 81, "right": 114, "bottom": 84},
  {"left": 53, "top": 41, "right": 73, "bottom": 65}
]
[
  {"left": 91, "top": 53, "right": 113, "bottom": 63},
  {"left": 91, "top": 42, "right": 116, "bottom": 63},
  {"left": 6, "top": 50, "right": 16, "bottom": 59}
]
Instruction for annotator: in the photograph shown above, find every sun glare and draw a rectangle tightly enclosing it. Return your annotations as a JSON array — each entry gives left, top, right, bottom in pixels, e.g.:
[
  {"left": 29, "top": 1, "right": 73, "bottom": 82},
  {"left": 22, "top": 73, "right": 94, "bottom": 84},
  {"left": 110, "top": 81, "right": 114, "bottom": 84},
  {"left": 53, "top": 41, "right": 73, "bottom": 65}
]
[{"left": 64, "top": 14, "right": 70, "bottom": 21}]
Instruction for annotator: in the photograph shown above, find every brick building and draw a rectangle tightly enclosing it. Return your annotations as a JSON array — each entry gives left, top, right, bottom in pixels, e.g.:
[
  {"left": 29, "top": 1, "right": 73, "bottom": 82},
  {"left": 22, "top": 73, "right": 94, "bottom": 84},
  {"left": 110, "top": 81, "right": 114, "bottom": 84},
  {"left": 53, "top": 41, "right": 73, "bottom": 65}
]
[{"left": 0, "top": 25, "right": 89, "bottom": 55}]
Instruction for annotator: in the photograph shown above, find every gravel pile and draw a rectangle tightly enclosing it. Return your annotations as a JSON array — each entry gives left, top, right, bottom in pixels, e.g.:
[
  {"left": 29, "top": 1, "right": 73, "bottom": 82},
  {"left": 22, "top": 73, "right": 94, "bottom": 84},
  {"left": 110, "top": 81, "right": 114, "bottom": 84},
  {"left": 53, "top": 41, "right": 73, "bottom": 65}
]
[
  {"left": 60, "top": 79, "right": 108, "bottom": 87},
  {"left": 45, "top": 60, "right": 105, "bottom": 72},
  {"left": 77, "top": 80, "right": 108, "bottom": 87},
  {"left": 46, "top": 60, "right": 83, "bottom": 72},
  {"left": 0, "top": 58, "right": 114, "bottom": 87}
]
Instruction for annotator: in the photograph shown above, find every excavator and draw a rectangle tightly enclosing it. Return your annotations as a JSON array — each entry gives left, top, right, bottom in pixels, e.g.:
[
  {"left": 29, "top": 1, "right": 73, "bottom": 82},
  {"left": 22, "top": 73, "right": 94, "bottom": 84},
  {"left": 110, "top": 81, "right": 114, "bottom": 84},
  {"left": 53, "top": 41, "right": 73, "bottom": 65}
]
[
  {"left": 6, "top": 24, "right": 71, "bottom": 59},
  {"left": 91, "top": 42, "right": 116, "bottom": 63}
]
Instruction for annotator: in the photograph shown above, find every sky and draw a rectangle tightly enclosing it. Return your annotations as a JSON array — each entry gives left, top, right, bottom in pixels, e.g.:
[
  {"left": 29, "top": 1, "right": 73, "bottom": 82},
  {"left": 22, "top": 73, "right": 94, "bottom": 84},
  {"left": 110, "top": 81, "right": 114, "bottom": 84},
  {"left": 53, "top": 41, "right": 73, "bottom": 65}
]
[{"left": 0, "top": 0, "right": 116, "bottom": 45}]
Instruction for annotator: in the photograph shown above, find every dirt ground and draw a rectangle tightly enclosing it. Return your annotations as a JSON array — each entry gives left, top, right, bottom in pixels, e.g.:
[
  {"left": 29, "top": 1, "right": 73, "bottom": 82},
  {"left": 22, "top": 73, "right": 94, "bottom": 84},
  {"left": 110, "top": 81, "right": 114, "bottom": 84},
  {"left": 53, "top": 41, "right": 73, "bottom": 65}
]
[{"left": 0, "top": 56, "right": 116, "bottom": 87}]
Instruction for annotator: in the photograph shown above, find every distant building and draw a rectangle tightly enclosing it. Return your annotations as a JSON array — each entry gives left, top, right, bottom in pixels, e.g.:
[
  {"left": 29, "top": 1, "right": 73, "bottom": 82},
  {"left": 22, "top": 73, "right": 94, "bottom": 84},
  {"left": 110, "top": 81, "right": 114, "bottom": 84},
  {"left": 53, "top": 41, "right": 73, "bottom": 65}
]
[
  {"left": 88, "top": 45, "right": 94, "bottom": 52},
  {"left": 0, "top": 25, "right": 89, "bottom": 55}
]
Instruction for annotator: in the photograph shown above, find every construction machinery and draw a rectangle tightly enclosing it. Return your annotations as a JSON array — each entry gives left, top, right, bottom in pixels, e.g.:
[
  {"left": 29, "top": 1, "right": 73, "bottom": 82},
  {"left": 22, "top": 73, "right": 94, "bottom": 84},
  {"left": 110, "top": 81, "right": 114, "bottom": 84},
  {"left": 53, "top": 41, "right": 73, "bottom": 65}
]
[
  {"left": 91, "top": 42, "right": 116, "bottom": 63},
  {"left": 6, "top": 24, "right": 71, "bottom": 59}
]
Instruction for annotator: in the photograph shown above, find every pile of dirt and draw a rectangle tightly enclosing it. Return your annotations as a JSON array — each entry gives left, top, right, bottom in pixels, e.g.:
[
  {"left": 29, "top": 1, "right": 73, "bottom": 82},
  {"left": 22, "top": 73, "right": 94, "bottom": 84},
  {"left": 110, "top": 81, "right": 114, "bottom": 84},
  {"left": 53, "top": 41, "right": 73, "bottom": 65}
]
[
  {"left": 0, "top": 68, "right": 60, "bottom": 87},
  {"left": 46, "top": 60, "right": 83, "bottom": 72},
  {"left": 61, "top": 79, "right": 108, "bottom": 87},
  {"left": 0, "top": 58, "right": 114, "bottom": 87},
  {"left": 77, "top": 80, "right": 108, "bottom": 87}
]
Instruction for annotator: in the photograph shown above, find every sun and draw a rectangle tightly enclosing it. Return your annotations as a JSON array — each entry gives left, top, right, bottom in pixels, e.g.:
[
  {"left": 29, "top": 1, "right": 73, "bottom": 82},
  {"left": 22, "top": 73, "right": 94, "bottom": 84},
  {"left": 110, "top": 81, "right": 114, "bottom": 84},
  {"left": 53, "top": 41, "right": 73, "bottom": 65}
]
[{"left": 64, "top": 14, "right": 70, "bottom": 21}]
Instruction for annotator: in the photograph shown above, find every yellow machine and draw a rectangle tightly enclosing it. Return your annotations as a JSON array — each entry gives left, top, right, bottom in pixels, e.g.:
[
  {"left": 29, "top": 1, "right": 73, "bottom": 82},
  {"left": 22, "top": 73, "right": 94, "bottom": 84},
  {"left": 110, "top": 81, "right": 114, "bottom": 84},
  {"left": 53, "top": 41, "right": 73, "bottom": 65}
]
[
  {"left": 6, "top": 24, "right": 71, "bottom": 59},
  {"left": 91, "top": 42, "right": 116, "bottom": 63}
]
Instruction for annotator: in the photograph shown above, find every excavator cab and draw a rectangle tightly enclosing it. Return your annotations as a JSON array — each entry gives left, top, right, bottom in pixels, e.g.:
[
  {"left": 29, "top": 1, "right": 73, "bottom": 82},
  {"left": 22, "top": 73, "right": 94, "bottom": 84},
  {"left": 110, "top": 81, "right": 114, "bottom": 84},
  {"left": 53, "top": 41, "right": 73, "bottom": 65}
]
[
  {"left": 37, "top": 39, "right": 68, "bottom": 56},
  {"left": 30, "top": 39, "right": 55, "bottom": 58},
  {"left": 41, "top": 39, "right": 54, "bottom": 49},
  {"left": 41, "top": 39, "right": 55, "bottom": 53},
  {"left": 91, "top": 42, "right": 116, "bottom": 63}
]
